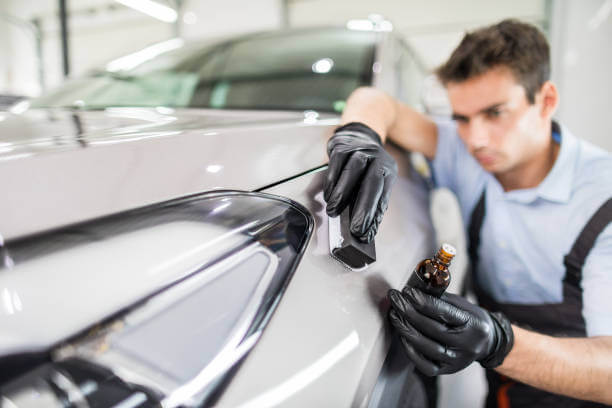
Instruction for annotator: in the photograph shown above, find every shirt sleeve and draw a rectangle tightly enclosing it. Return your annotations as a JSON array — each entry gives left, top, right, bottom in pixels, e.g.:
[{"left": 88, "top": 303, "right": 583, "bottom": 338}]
[
  {"left": 429, "top": 119, "right": 488, "bottom": 222},
  {"left": 582, "top": 222, "right": 612, "bottom": 337}
]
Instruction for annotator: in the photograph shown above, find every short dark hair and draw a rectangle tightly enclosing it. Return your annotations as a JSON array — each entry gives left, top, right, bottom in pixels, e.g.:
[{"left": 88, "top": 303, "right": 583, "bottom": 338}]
[{"left": 436, "top": 19, "right": 550, "bottom": 103}]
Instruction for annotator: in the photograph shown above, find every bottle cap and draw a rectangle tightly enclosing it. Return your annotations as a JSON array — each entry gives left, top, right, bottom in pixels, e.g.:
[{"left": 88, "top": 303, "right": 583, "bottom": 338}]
[
  {"left": 441, "top": 243, "right": 456, "bottom": 257},
  {"left": 435, "top": 243, "right": 456, "bottom": 265}
]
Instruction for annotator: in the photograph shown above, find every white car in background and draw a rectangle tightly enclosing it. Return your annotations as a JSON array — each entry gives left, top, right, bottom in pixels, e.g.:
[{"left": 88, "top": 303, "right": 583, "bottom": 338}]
[{"left": 0, "top": 25, "right": 435, "bottom": 407}]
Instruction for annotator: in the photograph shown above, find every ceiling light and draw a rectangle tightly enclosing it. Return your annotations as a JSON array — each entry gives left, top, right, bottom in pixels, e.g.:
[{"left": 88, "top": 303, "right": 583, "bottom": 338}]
[
  {"left": 115, "top": 0, "right": 177, "bottom": 23},
  {"left": 346, "top": 20, "right": 374, "bottom": 31},
  {"left": 346, "top": 17, "right": 393, "bottom": 32},
  {"left": 312, "top": 58, "right": 334, "bottom": 74}
]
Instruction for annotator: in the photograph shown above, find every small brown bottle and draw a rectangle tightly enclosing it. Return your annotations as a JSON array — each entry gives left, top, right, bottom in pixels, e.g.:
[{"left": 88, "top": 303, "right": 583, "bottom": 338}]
[{"left": 405, "top": 243, "right": 455, "bottom": 298}]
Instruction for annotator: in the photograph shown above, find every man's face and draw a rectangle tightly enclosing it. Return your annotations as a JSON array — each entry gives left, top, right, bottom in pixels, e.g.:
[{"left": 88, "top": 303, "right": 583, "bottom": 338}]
[{"left": 446, "top": 67, "right": 548, "bottom": 175}]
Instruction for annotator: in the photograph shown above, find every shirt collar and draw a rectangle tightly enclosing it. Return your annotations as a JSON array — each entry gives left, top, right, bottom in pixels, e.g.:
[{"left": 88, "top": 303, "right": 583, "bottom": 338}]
[
  {"left": 535, "top": 121, "right": 577, "bottom": 203},
  {"left": 488, "top": 121, "right": 578, "bottom": 204}
]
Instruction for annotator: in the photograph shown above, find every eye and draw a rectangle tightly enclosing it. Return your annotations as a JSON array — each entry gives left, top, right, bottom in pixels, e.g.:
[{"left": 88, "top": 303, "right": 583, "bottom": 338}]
[
  {"left": 485, "top": 109, "right": 502, "bottom": 119},
  {"left": 451, "top": 114, "right": 469, "bottom": 124}
]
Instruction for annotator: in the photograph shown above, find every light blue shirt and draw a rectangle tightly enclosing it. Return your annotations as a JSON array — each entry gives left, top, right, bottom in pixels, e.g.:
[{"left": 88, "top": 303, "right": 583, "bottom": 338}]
[{"left": 431, "top": 120, "right": 612, "bottom": 337}]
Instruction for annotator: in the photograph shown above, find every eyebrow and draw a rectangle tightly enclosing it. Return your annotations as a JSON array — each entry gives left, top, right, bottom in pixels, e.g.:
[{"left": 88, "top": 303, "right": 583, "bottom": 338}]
[{"left": 451, "top": 102, "right": 506, "bottom": 122}]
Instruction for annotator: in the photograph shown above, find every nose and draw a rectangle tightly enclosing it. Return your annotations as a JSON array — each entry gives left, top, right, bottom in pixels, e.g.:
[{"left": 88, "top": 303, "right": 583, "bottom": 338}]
[{"left": 464, "top": 117, "right": 489, "bottom": 150}]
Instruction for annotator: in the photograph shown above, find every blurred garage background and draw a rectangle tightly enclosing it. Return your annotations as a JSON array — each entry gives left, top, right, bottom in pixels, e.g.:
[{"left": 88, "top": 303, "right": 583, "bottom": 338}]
[
  {"left": 1, "top": 1, "right": 610, "bottom": 407},
  {"left": 1, "top": 0, "right": 610, "bottom": 151}
]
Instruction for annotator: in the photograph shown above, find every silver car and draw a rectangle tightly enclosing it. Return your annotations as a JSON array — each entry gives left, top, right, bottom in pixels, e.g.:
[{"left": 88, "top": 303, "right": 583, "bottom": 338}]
[{"left": 0, "top": 26, "right": 435, "bottom": 407}]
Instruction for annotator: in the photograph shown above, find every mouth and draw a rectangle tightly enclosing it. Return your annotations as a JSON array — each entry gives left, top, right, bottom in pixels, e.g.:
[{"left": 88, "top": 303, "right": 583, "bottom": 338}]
[{"left": 474, "top": 152, "right": 497, "bottom": 166}]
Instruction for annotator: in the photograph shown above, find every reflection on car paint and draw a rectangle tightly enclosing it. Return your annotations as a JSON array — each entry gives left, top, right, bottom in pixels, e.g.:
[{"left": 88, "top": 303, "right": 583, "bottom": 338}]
[{"left": 0, "top": 191, "right": 313, "bottom": 407}]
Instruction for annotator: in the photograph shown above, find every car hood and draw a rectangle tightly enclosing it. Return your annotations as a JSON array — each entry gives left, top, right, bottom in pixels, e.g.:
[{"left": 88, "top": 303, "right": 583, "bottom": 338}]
[{"left": 0, "top": 107, "right": 336, "bottom": 240}]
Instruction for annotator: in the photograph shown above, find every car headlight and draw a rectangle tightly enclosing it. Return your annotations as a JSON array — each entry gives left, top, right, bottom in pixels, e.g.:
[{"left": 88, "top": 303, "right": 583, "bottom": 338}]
[{"left": 0, "top": 191, "right": 313, "bottom": 407}]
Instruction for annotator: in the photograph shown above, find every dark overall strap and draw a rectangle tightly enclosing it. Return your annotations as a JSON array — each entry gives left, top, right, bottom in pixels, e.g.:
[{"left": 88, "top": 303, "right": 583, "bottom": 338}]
[
  {"left": 467, "top": 193, "right": 612, "bottom": 408},
  {"left": 460, "top": 190, "right": 485, "bottom": 297},
  {"left": 563, "top": 198, "right": 612, "bottom": 287},
  {"left": 467, "top": 190, "right": 486, "bottom": 278},
  {"left": 467, "top": 191, "right": 612, "bottom": 286}
]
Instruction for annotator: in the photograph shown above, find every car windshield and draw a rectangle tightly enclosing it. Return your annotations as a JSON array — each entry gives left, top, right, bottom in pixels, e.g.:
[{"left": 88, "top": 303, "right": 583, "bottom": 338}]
[{"left": 30, "top": 28, "right": 377, "bottom": 113}]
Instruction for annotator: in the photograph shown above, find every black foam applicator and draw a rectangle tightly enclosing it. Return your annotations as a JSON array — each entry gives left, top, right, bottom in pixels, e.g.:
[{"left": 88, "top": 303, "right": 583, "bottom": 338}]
[{"left": 328, "top": 205, "right": 376, "bottom": 270}]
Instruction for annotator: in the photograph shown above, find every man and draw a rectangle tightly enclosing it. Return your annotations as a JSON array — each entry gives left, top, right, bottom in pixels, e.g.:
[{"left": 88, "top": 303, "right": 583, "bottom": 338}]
[{"left": 324, "top": 19, "right": 612, "bottom": 407}]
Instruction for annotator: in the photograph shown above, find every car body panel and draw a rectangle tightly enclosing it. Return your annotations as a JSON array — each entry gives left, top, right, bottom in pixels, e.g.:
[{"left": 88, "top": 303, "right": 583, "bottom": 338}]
[
  {"left": 0, "top": 26, "right": 435, "bottom": 407},
  {"left": 0, "top": 193, "right": 291, "bottom": 357},
  {"left": 0, "top": 191, "right": 316, "bottom": 407},
  {"left": 215, "top": 145, "right": 434, "bottom": 407},
  {"left": 0, "top": 108, "right": 336, "bottom": 240}
]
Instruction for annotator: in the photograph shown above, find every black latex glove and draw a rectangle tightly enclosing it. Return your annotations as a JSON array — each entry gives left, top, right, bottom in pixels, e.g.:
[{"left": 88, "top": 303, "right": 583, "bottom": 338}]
[
  {"left": 324, "top": 122, "right": 398, "bottom": 243},
  {"left": 388, "top": 287, "right": 514, "bottom": 376}
]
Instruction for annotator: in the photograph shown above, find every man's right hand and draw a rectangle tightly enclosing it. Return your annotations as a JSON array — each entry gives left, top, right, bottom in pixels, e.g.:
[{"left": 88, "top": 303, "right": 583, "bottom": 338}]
[{"left": 324, "top": 122, "right": 398, "bottom": 243}]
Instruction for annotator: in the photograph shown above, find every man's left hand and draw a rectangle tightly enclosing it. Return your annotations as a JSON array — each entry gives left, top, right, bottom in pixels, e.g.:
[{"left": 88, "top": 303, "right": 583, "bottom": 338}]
[{"left": 388, "top": 287, "right": 514, "bottom": 376}]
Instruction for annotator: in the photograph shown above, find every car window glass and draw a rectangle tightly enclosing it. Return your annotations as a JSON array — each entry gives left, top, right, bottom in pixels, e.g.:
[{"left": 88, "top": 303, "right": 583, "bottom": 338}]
[
  {"left": 191, "top": 29, "right": 375, "bottom": 112},
  {"left": 29, "top": 29, "right": 376, "bottom": 113},
  {"left": 221, "top": 30, "right": 372, "bottom": 77}
]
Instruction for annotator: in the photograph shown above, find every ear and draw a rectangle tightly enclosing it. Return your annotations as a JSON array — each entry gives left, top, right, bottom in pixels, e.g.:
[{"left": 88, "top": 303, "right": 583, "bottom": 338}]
[{"left": 536, "top": 81, "right": 559, "bottom": 119}]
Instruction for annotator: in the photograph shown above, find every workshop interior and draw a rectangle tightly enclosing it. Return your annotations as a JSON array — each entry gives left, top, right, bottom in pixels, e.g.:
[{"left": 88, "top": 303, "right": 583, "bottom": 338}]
[{"left": 1, "top": 1, "right": 611, "bottom": 407}]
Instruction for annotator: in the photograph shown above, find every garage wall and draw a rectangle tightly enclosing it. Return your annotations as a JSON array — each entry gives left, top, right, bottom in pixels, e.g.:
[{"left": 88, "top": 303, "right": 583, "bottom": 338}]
[
  {"left": 1, "top": 0, "right": 170, "bottom": 96},
  {"left": 0, "top": 16, "right": 11, "bottom": 93},
  {"left": 1, "top": 1, "right": 50, "bottom": 96},
  {"left": 2, "top": 0, "right": 548, "bottom": 96},
  {"left": 180, "top": 0, "right": 281, "bottom": 40},
  {"left": 550, "top": 0, "right": 612, "bottom": 151},
  {"left": 0, "top": 0, "right": 281, "bottom": 96},
  {"left": 287, "top": 0, "right": 549, "bottom": 70},
  {"left": 2, "top": 1, "right": 609, "bottom": 151}
]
